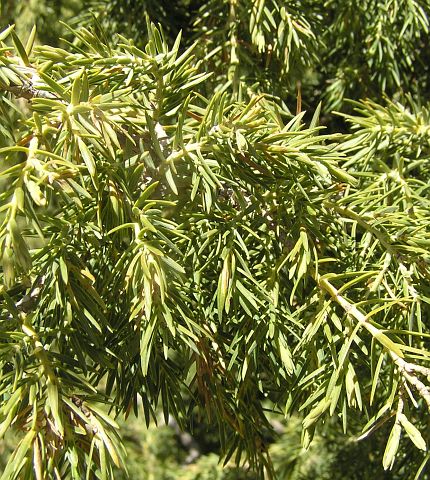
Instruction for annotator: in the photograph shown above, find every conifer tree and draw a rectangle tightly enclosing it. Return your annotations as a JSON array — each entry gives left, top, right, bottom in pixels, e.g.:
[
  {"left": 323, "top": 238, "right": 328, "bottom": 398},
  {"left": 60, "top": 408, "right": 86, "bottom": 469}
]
[{"left": 1, "top": 1, "right": 430, "bottom": 478}]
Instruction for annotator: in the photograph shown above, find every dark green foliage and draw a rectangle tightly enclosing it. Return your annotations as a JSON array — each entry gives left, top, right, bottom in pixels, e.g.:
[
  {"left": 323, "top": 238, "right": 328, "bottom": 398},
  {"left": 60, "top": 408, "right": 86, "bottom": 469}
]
[
  {"left": 321, "top": 1, "right": 430, "bottom": 110},
  {"left": 1, "top": 1, "right": 430, "bottom": 479},
  {"left": 73, "top": 0, "right": 195, "bottom": 50}
]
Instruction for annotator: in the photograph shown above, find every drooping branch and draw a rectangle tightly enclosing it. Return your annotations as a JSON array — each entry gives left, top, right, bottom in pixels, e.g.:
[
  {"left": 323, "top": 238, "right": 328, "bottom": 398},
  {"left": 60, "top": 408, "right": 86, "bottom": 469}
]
[{"left": 317, "top": 273, "right": 430, "bottom": 411}]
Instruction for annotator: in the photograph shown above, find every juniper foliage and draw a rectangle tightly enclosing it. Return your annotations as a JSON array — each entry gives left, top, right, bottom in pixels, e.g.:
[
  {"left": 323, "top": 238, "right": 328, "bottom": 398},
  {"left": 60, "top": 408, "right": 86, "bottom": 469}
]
[{"left": 1, "top": 1, "right": 430, "bottom": 479}]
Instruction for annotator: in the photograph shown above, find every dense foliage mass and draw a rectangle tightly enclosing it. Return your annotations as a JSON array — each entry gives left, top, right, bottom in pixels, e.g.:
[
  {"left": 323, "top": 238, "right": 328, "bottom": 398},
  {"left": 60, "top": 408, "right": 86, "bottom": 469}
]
[{"left": 1, "top": 1, "right": 430, "bottom": 479}]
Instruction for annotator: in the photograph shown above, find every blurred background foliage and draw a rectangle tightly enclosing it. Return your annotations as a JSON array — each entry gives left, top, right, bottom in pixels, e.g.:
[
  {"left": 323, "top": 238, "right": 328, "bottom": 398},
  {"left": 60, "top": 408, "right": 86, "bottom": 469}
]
[
  {"left": 0, "top": 412, "right": 420, "bottom": 479},
  {"left": 1, "top": 0, "right": 430, "bottom": 479}
]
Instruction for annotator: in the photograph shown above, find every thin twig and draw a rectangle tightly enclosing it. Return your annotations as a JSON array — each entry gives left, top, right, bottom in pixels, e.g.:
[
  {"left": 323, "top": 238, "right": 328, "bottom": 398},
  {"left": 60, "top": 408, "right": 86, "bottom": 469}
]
[{"left": 1, "top": 83, "right": 56, "bottom": 100}]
